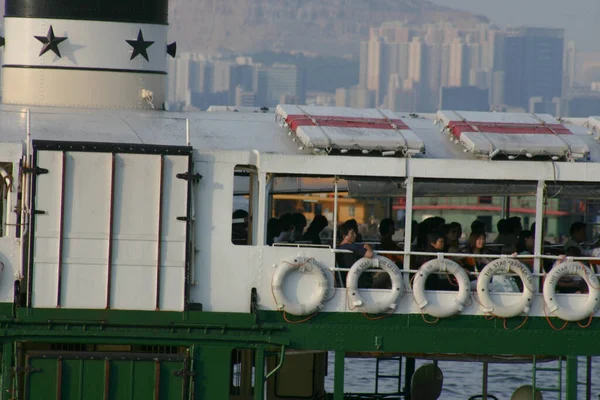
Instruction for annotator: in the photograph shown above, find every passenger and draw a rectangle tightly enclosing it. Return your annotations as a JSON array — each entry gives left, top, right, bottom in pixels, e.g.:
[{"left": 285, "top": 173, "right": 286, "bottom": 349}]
[
  {"left": 344, "top": 219, "right": 363, "bottom": 242},
  {"left": 470, "top": 219, "right": 487, "bottom": 236},
  {"left": 564, "top": 221, "right": 588, "bottom": 254},
  {"left": 508, "top": 216, "right": 523, "bottom": 236},
  {"left": 461, "top": 232, "right": 490, "bottom": 273},
  {"left": 372, "top": 218, "right": 403, "bottom": 289},
  {"left": 336, "top": 224, "right": 373, "bottom": 287},
  {"left": 416, "top": 231, "right": 455, "bottom": 291},
  {"left": 232, "top": 209, "right": 249, "bottom": 245},
  {"left": 530, "top": 222, "right": 552, "bottom": 246},
  {"left": 494, "top": 218, "right": 517, "bottom": 254},
  {"left": 416, "top": 217, "right": 445, "bottom": 250},
  {"left": 290, "top": 212, "right": 307, "bottom": 242},
  {"left": 274, "top": 213, "right": 295, "bottom": 243},
  {"left": 462, "top": 231, "right": 519, "bottom": 291},
  {"left": 302, "top": 215, "right": 329, "bottom": 245},
  {"left": 516, "top": 230, "right": 534, "bottom": 254},
  {"left": 442, "top": 222, "right": 462, "bottom": 253},
  {"left": 266, "top": 218, "right": 282, "bottom": 246},
  {"left": 378, "top": 219, "right": 402, "bottom": 257},
  {"left": 514, "top": 230, "right": 535, "bottom": 269}
]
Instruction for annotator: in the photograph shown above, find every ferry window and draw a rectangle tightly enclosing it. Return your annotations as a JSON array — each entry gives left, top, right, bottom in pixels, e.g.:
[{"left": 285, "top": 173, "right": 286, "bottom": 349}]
[
  {"left": 269, "top": 175, "right": 335, "bottom": 247},
  {"left": 232, "top": 165, "right": 257, "bottom": 246},
  {"left": 543, "top": 183, "right": 600, "bottom": 255},
  {"left": 406, "top": 179, "right": 538, "bottom": 287}
]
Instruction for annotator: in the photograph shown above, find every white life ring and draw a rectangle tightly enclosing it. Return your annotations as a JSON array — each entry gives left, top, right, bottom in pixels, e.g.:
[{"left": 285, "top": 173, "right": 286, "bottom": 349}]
[
  {"left": 477, "top": 258, "right": 534, "bottom": 318},
  {"left": 271, "top": 257, "right": 331, "bottom": 316},
  {"left": 543, "top": 261, "right": 600, "bottom": 321},
  {"left": 413, "top": 258, "right": 471, "bottom": 318},
  {"left": 346, "top": 256, "right": 404, "bottom": 314}
]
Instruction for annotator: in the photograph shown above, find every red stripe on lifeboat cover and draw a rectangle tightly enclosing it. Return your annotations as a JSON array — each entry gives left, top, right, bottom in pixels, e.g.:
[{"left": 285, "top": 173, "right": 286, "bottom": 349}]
[
  {"left": 448, "top": 121, "right": 573, "bottom": 138},
  {"left": 285, "top": 114, "right": 410, "bottom": 131}
]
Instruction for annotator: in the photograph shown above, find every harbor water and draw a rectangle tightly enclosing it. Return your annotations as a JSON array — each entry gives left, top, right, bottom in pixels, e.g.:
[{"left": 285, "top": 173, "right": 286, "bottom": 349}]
[{"left": 325, "top": 354, "right": 600, "bottom": 399}]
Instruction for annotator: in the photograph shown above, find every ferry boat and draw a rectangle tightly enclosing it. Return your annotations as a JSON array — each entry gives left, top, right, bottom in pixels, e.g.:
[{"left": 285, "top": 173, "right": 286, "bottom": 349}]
[{"left": 0, "top": 0, "right": 599, "bottom": 399}]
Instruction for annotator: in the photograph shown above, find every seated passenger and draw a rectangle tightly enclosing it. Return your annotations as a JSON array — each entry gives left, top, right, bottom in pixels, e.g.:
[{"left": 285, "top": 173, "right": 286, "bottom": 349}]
[
  {"left": 290, "top": 212, "right": 307, "bottom": 242},
  {"left": 302, "top": 215, "right": 328, "bottom": 245},
  {"left": 266, "top": 218, "right": 282, "bottom": 246},
  {"left": 470, "top": 219, "right": 487, "bottom": 236},
  {"left": 372, "top": 218, "right": 403, "bottom": 289},
  {"left": 378, "top": 218, "right": 403, "bottom": 263},
  {"left": 416, "top": 217, "right": 446, "bottom": 249},
  {"left": 415, "top": 231, "right": 456, "bottom": 291},
  {"left": 274, "top": 213, "right": 295, "bottom": 243},
  {"left": 442, "top": 222, "right": 462, "bottom": 253},
  {"left": 463, "top": 232, "right": 519, "bottom": 292},
  {"left": 564, "top": 222, "right": 593, "bottom": 255},
  {"left": 461, "top": 232, "right": 490, "bottom": 273},
  {"left": 336, "top": 224, "right": 373, "bottom": 287},
  {"left": 508, "top": 216, "right": 523, "bottom": 236},
  {"left": 515, "top": 230, "right": 535, "bottom": 267},
  {"left": 343, "top": 219, "right": 363, "bottom": 242},
  {"left": 494, "top": 218, "right": 517, "bottom": 254}
]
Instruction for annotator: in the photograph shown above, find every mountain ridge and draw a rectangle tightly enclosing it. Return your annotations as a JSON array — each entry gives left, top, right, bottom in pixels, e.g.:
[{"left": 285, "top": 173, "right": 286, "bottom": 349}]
[{"left": 168, "top": 0, "right": 489, "bottom": 56}]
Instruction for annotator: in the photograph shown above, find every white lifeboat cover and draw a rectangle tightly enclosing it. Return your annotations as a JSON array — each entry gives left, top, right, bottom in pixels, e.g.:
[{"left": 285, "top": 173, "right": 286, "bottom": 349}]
[
  {"left": 436, "top": 111, "right": 590, "bottom": 160},
  {"left": 276, "top": 105, "right": 425, "bottom": 155}
]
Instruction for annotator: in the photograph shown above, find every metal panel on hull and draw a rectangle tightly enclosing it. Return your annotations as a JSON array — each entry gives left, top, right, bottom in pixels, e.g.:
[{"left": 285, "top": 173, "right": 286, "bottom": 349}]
[{"left": 30, "top": 142, "right": 190, "bottom": 311}]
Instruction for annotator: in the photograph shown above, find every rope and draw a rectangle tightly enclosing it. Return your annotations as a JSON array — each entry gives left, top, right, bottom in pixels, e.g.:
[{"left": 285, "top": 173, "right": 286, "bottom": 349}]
[
  {"left": 362, "top": 312, "right": 393, "bottom": 321},
  {"left": 578, "top": 314, "right": 594, "bottom": 329},
  {"left": 283, "top": 311, "right": 317, "bottom": 324},
  {"left": 543, "top": 304, "right": 569, "bottom": 331},
  {"left": 503, "top": 316, "right": 529, "bottom": 331}
]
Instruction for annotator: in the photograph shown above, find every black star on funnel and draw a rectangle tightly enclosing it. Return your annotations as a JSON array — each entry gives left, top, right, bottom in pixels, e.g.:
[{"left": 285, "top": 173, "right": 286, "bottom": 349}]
[
  {"left": 34, "top": 26, "right": 67, "bottom": 57},
  {"left": 126, "top": 29, "right": 154, "bottom": 61}
]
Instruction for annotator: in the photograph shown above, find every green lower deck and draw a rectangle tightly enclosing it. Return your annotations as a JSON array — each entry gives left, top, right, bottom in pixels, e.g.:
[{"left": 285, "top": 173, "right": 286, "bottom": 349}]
[{"left": 0, "top": 305, "right": 598, "bottom": 399}]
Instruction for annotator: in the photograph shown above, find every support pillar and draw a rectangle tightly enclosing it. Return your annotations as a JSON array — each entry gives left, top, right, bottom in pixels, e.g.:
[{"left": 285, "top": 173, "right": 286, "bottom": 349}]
[
  {"left": 334, "top": 351, "right": 345, "bottom": 400},
  {"left": 1, "top": 343, "right": 13, "bottom": 400},
  {"left": 565, "top": 356, "right": 578, "bottom": 400},
  {"left": 254, "top": 348, "right": 265, "bottom": 400}
]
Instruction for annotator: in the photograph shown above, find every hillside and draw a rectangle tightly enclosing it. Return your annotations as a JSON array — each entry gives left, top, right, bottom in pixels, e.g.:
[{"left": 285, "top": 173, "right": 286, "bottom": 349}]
[{"left": 168, "top": 0, "right": 488, "bottom": 56}]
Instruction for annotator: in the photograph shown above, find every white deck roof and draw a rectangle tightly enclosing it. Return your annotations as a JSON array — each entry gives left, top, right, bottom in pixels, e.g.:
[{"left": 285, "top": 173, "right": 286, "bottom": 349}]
[{"left": 0, "top": 104, "right": 599, "bottom": 163}]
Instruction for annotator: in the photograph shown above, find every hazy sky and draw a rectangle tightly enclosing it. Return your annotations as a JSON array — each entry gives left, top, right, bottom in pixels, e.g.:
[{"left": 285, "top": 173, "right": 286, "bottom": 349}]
[{"left": 431, "top": 0, "right": 600, "bottom": 52}]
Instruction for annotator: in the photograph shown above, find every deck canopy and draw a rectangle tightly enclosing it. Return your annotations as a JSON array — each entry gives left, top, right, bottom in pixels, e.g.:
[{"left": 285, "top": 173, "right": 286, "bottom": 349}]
[
  {"left": 275, "top": 105, "right": 425, "bottom": 156},
  {"left": 436, "top": 110, "right": 590, "bottom": 161}
]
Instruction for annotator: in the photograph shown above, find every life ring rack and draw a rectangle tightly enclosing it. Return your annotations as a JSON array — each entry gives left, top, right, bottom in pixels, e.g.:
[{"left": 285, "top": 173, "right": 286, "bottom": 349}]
[
  {"left": 413, "top": 258, "right": 471, "bottom": 318},
  {"left": 476, "top": 258, "right": 534, "bottom": 318},
  {"left": 346, "top": 256, "right": 404, "bottom": 314},
  {"left": 271, "top": 256, "right": 332, "bottom": 316},
  {"left": 543, "top": 260, "right": 600, "bottom": 322}
]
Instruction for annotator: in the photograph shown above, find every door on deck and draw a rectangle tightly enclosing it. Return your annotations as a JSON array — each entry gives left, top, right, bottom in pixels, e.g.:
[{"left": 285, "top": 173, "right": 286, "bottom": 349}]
[
  {"left": 22, "top": 350, "right": 191, "bottom": 399},
  {"left": 27, "top": 141, "right": 193, "bottom": 311}
]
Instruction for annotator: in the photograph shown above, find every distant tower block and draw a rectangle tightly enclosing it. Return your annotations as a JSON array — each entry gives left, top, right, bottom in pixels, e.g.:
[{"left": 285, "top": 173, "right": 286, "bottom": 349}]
[{"left": 2, "top": 0, "right": 176, "bottom": 109}]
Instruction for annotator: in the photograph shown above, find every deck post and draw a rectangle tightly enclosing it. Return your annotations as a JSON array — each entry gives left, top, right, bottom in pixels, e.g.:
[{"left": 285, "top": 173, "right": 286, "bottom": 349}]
[
  {"left": 1, "top": 342, "right": 13, "bottom": 400},
  {"left": 533, "top": 180, "right": 545, "bottom": 290},
  {"left": 334, "top": 351, "right": 345, "bottom": 400},
  {"left": 254, "top": 347, "right": 265, "bottom": 400},
  {"left": 565, "top": 356, "right": 578, "bottom": 400}
]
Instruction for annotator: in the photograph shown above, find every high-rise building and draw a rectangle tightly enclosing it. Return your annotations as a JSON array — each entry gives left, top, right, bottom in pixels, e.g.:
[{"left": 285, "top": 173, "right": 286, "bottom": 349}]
[
  {"left": 440, "top": 86, "right": 489, "bottom": 111},
  {"left": 502, "top": 27, "right": 564, "bottom": 109},
  {"left": 256, "top": 64, "right": 306, "bottom": 107},
  {"left": 563, "top": 41, "right": 576, "bottom": 97}
]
